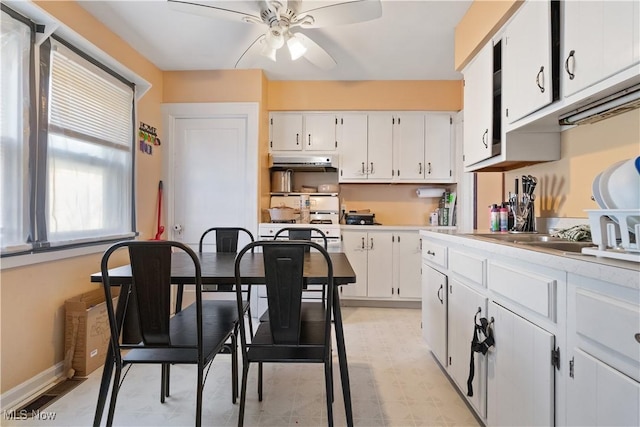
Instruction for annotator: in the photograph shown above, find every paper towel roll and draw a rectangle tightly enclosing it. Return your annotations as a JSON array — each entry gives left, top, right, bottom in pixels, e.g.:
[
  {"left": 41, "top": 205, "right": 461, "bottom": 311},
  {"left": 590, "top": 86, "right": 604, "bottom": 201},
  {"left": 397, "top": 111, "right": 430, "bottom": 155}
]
[{"left": 416, "top": 188, "right": 444, "bottom": 198}]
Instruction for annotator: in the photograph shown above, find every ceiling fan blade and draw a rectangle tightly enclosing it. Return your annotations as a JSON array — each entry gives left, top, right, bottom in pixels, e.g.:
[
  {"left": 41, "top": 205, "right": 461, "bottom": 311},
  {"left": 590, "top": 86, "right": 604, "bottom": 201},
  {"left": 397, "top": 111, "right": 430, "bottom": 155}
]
[
  {"left": 234, "top": 34, "right": 267, "bottom": 68},
  {"left": 167, "top": 0, "right": 262, "bottom": 23},
  {"left": 296, "top": 0, "right": 382, "bottom": 28},
  {"left": 294, "top": 33, "right": 336, "bottom": 70}
]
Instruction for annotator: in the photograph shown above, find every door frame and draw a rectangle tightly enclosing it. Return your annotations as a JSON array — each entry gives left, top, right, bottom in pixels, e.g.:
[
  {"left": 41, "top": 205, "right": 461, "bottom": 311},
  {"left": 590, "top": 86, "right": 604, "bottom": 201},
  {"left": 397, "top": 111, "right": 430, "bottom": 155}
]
[{"left": 161, "top": 102, "right": 260, "bottom": 240}]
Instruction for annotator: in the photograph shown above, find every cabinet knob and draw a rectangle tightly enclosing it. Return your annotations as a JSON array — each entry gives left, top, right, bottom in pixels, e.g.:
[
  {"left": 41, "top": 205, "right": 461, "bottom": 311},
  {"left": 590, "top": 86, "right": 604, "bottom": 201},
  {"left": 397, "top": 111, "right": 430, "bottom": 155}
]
[{"left": 635, "top": 333, "right": 640, "bottom": 344}]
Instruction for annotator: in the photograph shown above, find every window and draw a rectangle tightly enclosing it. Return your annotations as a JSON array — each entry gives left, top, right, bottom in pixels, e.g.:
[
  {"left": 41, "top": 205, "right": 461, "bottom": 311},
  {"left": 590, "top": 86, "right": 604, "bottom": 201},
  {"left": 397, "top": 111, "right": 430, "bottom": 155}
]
[
  {"left": 0, "top": 5, "right": 136, "bottom": 257},
  {"left": 0, "top": 7, "right": 32, "bottom": 253}
]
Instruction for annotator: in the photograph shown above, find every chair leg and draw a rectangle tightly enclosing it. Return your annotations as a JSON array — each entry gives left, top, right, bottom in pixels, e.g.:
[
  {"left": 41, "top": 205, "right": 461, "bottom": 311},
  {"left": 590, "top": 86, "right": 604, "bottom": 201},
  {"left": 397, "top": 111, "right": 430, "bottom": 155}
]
[
  {"left": 238, "top": 363, "right": 250, "bottom": 427},
  {"left": 258, "top": 362, "right": 263, "bottom": 402},
  {"left": 196, "top": 365, "right": 203, "bottom": 427},
  {"left": 231, "top": 333, "right": 238, "bottom": 403},
  {"left": 324, "top": 360, "right": 334, "bottom": 427},
  {"left": 106, "top": 363, "right": 122, "bottom": 427},
  {"left": 166, "top": 363, "right": 171, "bottom": 398}
]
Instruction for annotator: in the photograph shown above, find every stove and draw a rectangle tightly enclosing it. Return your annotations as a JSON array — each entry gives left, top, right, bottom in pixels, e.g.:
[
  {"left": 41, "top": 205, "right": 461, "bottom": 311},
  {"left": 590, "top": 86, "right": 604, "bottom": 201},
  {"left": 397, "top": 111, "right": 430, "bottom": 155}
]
[{"left": 260, "top": 195, "right": 341, "bottom": 249}]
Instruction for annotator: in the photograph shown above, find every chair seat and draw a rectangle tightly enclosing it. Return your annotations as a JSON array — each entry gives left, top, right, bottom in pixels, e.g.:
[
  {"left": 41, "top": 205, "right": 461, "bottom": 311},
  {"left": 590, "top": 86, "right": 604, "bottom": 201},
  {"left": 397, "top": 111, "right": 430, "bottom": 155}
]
[
  {"left": 123, "top": 302, "right": 236, "bottom": 365},
  {"left": 247, "top": 321, "right": 328, "bottom": 363}
]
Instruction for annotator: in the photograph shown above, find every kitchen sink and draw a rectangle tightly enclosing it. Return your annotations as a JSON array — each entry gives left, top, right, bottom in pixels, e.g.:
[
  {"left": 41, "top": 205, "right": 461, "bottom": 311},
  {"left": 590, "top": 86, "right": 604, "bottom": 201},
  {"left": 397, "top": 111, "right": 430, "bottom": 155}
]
[
  {"left": 517, "top": 241, "right": 594, "bottom": 253},
  {"left": 471, "top": 233, "right": 566, "bottom": 243},
  {"left": 468, "top": 233, "right": 594, "bottom": 254}
]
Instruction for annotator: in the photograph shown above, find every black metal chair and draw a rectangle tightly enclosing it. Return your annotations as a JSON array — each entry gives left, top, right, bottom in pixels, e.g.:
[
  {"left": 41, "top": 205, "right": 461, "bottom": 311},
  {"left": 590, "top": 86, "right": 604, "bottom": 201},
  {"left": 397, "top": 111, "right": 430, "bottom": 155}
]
[
  {"left": 234, "top": 240, "right": 336, "bottom": 427},
  {"left": 174, "top": 227, "right": 255, "bottom": 402},
  {"left": 100, "top": 240, "right": 235, "bottom": 427},
  {"left": 260, "top": 227, "right": 328, "bottom": 323}
]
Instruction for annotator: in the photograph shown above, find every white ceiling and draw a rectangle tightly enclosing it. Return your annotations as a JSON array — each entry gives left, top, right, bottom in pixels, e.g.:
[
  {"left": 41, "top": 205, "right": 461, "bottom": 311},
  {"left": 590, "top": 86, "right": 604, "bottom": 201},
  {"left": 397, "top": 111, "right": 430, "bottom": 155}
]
[{"left": 78, "top": 0, "right": 472, "bottom": 81}]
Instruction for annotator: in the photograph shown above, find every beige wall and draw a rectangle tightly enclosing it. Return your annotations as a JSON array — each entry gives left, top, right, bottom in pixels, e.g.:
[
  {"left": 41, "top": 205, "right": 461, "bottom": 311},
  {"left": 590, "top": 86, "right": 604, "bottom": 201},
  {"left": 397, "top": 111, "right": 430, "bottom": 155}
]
[
  {"left": 1, "top": 1, "right": 163, "bottom": 394},
  {"left": 267, "top": 80, "right": 462, "bottom": 111},
  {"left": 454, "top": 0, "right": 522, "bottom": 70},
  {"left": 505, "top": 109, "right": 640, "bottom": 218}
]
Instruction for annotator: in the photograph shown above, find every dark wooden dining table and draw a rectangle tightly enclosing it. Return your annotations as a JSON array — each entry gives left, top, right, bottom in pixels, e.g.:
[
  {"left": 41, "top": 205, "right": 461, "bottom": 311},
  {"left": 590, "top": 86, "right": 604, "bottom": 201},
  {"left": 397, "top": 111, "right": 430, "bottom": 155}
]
[{"left": 90, "top": 251, "right": 356, "bottom": 426}]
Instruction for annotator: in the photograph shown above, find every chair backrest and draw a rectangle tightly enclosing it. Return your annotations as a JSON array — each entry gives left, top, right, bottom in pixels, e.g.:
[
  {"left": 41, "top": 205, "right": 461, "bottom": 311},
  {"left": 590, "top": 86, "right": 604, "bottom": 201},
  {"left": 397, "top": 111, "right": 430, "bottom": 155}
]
[
  {"left": 199, "top": 227, "right": 254, "bottom": 253},
  {"left": 101, "top": 240, "right": 203, "bottom": 353},
  {"left": 273, "top": 227, "right": 328, "bottom": 252},
  {"left": 234, "top": 240, "right": 334, "bottom": 345}
]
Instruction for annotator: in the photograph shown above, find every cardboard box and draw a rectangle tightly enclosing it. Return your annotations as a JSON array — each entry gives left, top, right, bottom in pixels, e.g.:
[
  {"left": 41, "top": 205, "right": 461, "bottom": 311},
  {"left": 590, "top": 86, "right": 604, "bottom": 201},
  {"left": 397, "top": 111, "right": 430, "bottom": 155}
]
[{"left": 65, "top": 288, "right": 119, "bottom": 377}]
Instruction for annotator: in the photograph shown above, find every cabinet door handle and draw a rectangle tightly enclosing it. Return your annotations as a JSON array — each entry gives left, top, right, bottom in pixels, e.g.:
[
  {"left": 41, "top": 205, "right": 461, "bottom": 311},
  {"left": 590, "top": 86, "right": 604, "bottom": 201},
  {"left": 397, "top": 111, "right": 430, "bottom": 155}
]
[
  {"left": 370, "top": 237, "right": 374, "bottom": 250},
  {"left": 428, "top": 162, "right": 432, "bottom": 174},
  {"left": 370, "top": 162, "right": 374, "bottom": 174},
  {"left": 308, "top": 134, "right": 311, "bottom": 146},
  {"left": 437, "top": 284, "right": 443, "bottom": 304},
  {"left": 361, "top": 237, "right": 365, "bottom": 249},
  {"left": 565, "top": 50, "right": 575, "bottom": 80},
  {"left": 635, "top": 333, "right": 640, "bottom": 344},
  {"left": 427, "top": 250, "right": 435, "bottom": 256},
  {"left": 418, "top": 162, "right": 422, "bottom": 174},
  {"left": 361, "top": 162, "right": 365, "bottom": 174},
  {"left": 482, "top": 129, "right": 488, "bottom": 148},
  {"left": 536, "top": 66, "right": 545, "bottom": 93},
  {"left": 296, "top": 133, "right": 300, "bottom": 145}
]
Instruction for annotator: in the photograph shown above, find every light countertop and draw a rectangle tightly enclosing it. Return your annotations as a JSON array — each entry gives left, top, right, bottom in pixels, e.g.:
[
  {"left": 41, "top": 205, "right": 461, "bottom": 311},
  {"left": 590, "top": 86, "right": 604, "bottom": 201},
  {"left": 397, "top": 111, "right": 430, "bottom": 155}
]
[{"left": 419, "top": 229, "right": 639, "bottom": 290}]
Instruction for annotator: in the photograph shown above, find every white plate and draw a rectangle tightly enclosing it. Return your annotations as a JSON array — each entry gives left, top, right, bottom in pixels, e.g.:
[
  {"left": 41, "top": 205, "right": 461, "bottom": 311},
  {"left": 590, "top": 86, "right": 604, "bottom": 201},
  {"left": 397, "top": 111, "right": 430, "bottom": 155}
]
[
  {"left": 598, "top": 160, "right": 626, "bottom": 209},
  {"left": 592, "top": 172, "right": 607, "bottom": 209}
]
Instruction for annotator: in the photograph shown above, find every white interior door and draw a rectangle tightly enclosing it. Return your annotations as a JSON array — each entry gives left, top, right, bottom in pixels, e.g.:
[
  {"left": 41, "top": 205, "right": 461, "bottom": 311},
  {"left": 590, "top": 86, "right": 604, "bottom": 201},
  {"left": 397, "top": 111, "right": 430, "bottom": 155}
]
[
  {"left": 172, "top": 116, "right": 252, "bottom": 248},
  {"left": 163, "top": 103, "right": 259, "bottom": 247}
]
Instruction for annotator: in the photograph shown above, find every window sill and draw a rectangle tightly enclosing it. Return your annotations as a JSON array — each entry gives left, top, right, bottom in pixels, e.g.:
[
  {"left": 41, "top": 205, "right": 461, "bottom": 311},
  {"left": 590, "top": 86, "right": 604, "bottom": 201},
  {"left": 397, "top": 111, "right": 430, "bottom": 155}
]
[{"left": 0, "top": 243, "right": 114, "bottom": 270}]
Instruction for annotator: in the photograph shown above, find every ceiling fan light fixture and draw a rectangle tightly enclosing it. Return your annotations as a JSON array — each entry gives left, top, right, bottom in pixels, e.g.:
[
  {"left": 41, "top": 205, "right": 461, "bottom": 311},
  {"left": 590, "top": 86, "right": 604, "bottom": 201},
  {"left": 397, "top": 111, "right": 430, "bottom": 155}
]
[
  {"left": 260, "top": 43, "right": 278, "bottom": 62},
  {"left": 265, "top": 26, "right": 285, "bottom": 49},
  {"left": 287, "top": 34, "right": 307, "bottom": 60}
]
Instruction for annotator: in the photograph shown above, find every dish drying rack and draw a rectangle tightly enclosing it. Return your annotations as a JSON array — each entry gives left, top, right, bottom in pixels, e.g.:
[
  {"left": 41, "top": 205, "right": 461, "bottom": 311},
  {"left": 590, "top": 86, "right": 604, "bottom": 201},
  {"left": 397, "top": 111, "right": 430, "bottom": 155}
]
[{"left": 582, "top": 209, "right": 640, "bottom": 262}]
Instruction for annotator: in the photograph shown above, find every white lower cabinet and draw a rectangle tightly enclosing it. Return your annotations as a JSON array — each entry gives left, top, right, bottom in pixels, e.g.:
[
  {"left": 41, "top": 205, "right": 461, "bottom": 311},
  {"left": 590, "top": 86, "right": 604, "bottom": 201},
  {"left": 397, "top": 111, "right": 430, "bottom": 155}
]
[
  {"left": 447, "top": 278, "right": 488, "bottom": 418},
  {"left": 420, "top": 230, "right": 640, "bottom": 426},
  {"left": 566, "top": 274, "right": 640, "bottom": 426},
  {"left": 342, "top": 229, "right": 421, "bottom": 300},
  {"left": 421, "top": 264, "right": 447, "bottom": 365},
  {"left": 487, "top": 301, "right": 555, "bottom": 427}
]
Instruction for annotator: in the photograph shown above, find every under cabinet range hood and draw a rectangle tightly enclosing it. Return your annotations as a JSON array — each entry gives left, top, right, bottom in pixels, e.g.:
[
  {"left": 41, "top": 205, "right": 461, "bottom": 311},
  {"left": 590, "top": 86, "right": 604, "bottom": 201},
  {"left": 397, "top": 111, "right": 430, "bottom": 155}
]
[
  {"left": 559, "top": 83, "right": 640, "bottom": 125},
  {"left": 269, "top": 153, "right": 338, "bottom": 170}
]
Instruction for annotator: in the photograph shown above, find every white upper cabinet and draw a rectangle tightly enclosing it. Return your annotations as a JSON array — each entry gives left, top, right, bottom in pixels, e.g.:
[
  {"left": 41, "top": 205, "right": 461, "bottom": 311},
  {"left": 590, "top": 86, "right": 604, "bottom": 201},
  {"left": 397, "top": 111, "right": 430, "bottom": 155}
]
[
  {"left": 503, "top": 0, "right": 558, "bottom": 123},
  {"left": 270, "top": 113, "right": 303, "bottom": 151},
  {"left": 463, "top": 42, "right": 495, "bottom": 167},
  {"left": 366, "top": 113, "right": 394, "bottom": 181},
  {"left": 563, "top": 0, "right": 640, "bottom": 98},
  {"left": 269, "top": 112, "right": 336, "bottom": 152},
  {"left": 393, "top": 113, "right": 425, "bottom": 181},
  {"left": 338, "top": 113, "right": 370, "bottom": 180},
  {"left": 425, "top": 113, "right": 453, "bottom": 181}
]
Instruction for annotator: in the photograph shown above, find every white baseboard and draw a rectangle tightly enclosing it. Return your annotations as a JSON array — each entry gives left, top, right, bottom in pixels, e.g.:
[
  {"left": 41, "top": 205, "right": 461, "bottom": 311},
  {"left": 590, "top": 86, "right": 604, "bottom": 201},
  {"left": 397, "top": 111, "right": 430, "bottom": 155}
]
[{"left": 0, "top": 362, "right": 65, "bottom": 412}]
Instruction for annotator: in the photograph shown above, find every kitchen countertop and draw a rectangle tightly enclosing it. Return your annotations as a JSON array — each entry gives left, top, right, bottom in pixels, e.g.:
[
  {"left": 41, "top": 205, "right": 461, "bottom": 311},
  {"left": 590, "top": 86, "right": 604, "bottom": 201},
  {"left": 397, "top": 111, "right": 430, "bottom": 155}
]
[
  {"left": 341, "top": 225, "right": 456, "bottom": 231},
  {"left": 419, "top": 229, "right": 640, "bottom": 290}
]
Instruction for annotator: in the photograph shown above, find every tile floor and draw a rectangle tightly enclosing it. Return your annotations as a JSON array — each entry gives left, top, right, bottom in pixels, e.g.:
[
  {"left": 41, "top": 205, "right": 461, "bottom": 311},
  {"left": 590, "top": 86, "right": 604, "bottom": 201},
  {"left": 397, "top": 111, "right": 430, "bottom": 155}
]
[{"left": 6, "top": 307, "right": 480, "bottom": 426}]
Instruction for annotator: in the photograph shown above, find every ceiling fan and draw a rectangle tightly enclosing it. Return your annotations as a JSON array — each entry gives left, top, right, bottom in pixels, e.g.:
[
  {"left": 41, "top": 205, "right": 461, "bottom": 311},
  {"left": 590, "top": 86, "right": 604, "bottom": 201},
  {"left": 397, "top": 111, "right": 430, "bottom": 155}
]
[{"left": 167, "top": 0, "right": 382, "bottom": 69}]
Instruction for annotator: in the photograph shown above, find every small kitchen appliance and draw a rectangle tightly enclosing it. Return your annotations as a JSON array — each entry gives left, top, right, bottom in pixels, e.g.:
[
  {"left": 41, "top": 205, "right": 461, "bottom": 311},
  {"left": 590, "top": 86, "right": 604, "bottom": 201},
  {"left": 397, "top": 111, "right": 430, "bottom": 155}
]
[{"left": 345, "top": 211, "right": 376, "bottom": 225}]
